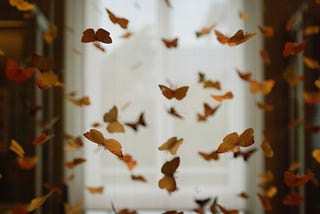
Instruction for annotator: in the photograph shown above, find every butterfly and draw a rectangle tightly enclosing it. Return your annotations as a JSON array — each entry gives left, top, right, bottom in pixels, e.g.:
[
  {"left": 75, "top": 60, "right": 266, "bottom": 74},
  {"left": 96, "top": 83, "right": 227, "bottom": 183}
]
[
  {"left": 103, "top": 106, "right": 125, "bottom": 133},
  {"left": 197, "top": 72, "right": 221, "bottom": 89},
  {"left": 197, "top": 103, "right": 220, "bottom": 122},
  {"left": 124, "top": 112, "right": 146, "bottom": 132},
  {"left": 304, "top": 25, "right": 320, "bottom": 36},
  {"left": 284, "top": 171, "right": 314, "bottom": 187},
  {"left": 261, "top": 138, "right": 274, "bottom": 158},
  {"left": 260, "top": 50, "right": 271, "bottom": 65},
  {"left": 36, "top": 71, "right": 63, "bottom": 89},
  {"left": 266, "top": 186, "right": 278, "bottom": 199},
  {"left": 131, "top": 174, "right": 147, "bottom": 182},
  {"left": 257, "top": 193, "right": 272, "bottom": 211},
  {"left": 85, "top": 186, "right": 104, "bottom": 194},
  {"left": 236, "top": 69, "right": 252, "bottom": 82},
  {"left": 68, "top": 96, "right": 91, "bottom": 106},
  {"left": 249, "top": 79, "right": 275, "bottom": 95},
  {"left": 167, "top": 107, "right": 183, "bottom": 119},
  {"left": 258, "top": 25, "right": 274, "bottom": 38},
  {"left": 27, "top": 191, "right": 55, "bottom": 212},
  {"left": 232, "top": 147, "right": 257, "bottom": 161},
  {"left": 162, "top": 38, "right": 178, "bottom": 48},
  {"left": 283, "top": 192, "right": 304, "bottom": 206},
  {"left": 81, "top": 28, "right": 112, "bottom": 44},
  {"left": 216, "top": 128, "right": 254, "bottom": 153},
  {"left": 198, "top": 151, "right": 219, "bottom": 161},
  {"left": 9, "top": 0, "right": 35, "bottom": 11},
  {"left": 158, "top": 137, "right": 183, "bottom": 155},
  {"left": 304, "top": 92, "right": 320, "bottom": 105},
  {"left": 303, "top": 57, "right": 320, "bottom": 70},
  {"left": 32, "top": 133, "right": 54, "bottom": 145},
  {"left": 119, "top": 154, "right": 137, "bottom": 171},
  {"left": 158, "top": 157, "right": 180, "bottom": 193},
  {"left": 43, "top": 183, "right": 62, "bottom": 195},
  {"left": 217, "top": 204, "right": 239, "bottom": 214},
  {"left": 12, "top": 204, "right": 28, "bottom": 214},
  {"left": 312, "top": 149, "right": 320, "bottom": 164},
  {"left": 239, "top": 11, "right": 248, "bottom": 22},
  {"left": 237, "top": 191, "right": 249, "bottom": 199},
  {"left": 83, "top": 129, "right": 123, "bottom": 157},
  {"left": 6, "top": 59, "right": 35, "bottom": 83},
  {"left": 195, "top": 24, "right": 215, "bottom": 38},
  {"left": 283, "top": 40, "right": 308, "bottom": 57},
  {"left": 288, "top": 118, "right": 304, "bottom": 128},
  {"left": 211, "top": 91, "right": 233, "bottom": 102},
  {"left": 158, "top": 84, "right": 189, "bottom": 100},
  {"left": 65, "top": 158, "right": 86, "bottom": 169},
  {"left": 43, "top": 24, "right": 57, "bottom": 44},
  {"left": 106, "top": 9, "right": 129, "bottom": 29},
  {"left": 64, "top": 135, "right": 84, "bottom": 150},
  {"left": 195, "top": 198, "right": 211, "bottom": 208},
  {"left": 214, "top": 29, "right": 256, "bottom": 46}
]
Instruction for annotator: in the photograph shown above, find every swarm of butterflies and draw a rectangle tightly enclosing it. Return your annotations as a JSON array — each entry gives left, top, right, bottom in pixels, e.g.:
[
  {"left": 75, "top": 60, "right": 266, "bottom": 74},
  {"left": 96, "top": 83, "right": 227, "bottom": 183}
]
[{"left": 3, "top": 0, "right": 320, "bottom": 213}]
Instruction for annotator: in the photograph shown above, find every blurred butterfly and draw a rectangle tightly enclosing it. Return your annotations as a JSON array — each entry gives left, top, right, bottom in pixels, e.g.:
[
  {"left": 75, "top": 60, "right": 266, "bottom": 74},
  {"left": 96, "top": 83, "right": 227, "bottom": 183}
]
[
  {"left": 283, "top": 40, "right": 308, "bottom": 57},
  {"left": 214, "top": 29, "right": 256, "bottom": 46},
  {"left": 288, "top": 118, "right": 304, "bottom": 128},
  {"left": 85, "top": 186, "right": 104, "bottom": 194},
  {"left": 216, "top": 128, "right": 254, "bottom": 153},
  {"left": 9, "top": 0, "right": 35, "bottom": 11},
  {"left": 68, "top": 96, "right": 91, "bottom": 106},
  {"left": 195, "top": 198, "right": 211, "bottom": 208},
  {"left": 304, "top": 92, "right": 320, "bottom": 105},
  {"left": 261, "top": 138, "right": 274, "bottom": 158},
  {"left": 42, "top": 116, "right": 59, "bottom": 131},
  {"left": 167, "top": 107, "right": 183, "bottom": 119},
  {"left": 32, "top": 133, "right": 54, "bottom": 145},
  {"left": 197, "top": 103, "right": 220, "bottom": 122},
  {"left": 162, "top": 38, "right": 178, "bottom": 48},
  {"left": 124, "top": 112, "right": 146, "bottom": 132},
  {"left": 159, "top": 84, "right": 189, "bottom": 100},
  {"left": 36, "top": 71, "right": 63, "bottom": 89},
  {"left": 197, "top": 72, "right": 221, "bottom": 89},
  {"left": 158, "top": 157, "right": 180, "bottom": 193},
  {"left": 119, "top": 154, "right": 137, "bottom": 171},
  {"left": 158, "top": 137, "right": 183, "bottom": 155},
  {"left": 217, "top": 204, "right": 239, "bottom": 214},
  {"left": 236, "top": 69, "right": 252, "bottom": 82},
  {"left": 17, "top": 156, "right": 38, "bottom": 170},
  {"left": 239, "top": 11, "right": 248, "bottom": 22},
  {"left": 106, "top": 9, "right": 129, "bottom": 29},
  {"left": 43, "top": 24, "right": 57, "bottom": 44},
  {"left": 312, "top": 149, "right": 320, "bottom": 164},
  {"left": 303, "top": 57, "right": 320, "bottom": 70},
  {"left": 304, "top": 25, "right": 319, "bottom": 36},
  {"left": 120, "top": 31, "right": 133, "bottom": 39},
  {"left": 195, "top": 24, "right": 215, "bottom": 38},
  {"left": 83, "top": 129, "right": 124, "bottom": 157},
  {"left": 103, "top": 106, "right": 125, "bottom": 133},
  {"left": 27, "top": 190, "right": 55, "bottom": 212},
  {"left": 288, "top": 162, "right": 301, "bottom": 172},
  {"left": 81, "top": 28, "right": 112, "bottom": 44},
  {"left": 266, "top": 186, "right": 278, "bottom": 199},
  {"left": 64, "top": 135, "right": 84, "bottom": 150},
  {"left": 249, "top": 79, "right": 275, "bottom": 95},
  {"left": 232, "top": 147, "right": 257, "bottom": 161},
  {"left": 237, "top": 191, "right": 249, "bottom": 199},
  {"left": 12, "top": 204, "right": 28, "bottom": 214},
  {"left": 43, "top": 183, "right": 62, "bottom": 195},
  {"left": 284, "top": 171, "right": 314, "bottom": 187},
  {"left": 25, "top": 101, "right": 42, "bottom": 116},
  {"left": 211, "top": 91, "right": 233, "bottom": 102},
  {"left": 10, "top": 139, "right": 25, "bottom": 157},
  {"left": 65, "top": 158, "right": 86, "bottom": 169},
  {"left": 258, "top": 25, "right": 274, "bottom": 38},
  {"left": 198, "top": 151, "right": 219, "bottom": 161},
  {"left": 286, "top": 16, "right": 296, "bottom": 31},
  {"left": 260, "top": 50, "right": 271, "bottom": 65},
  {"left": 93, "top": 42, "right": 106, "bottom": 52},
  {"left": 131, "top": 174, "right": 147, "bottom": 182},
  {"left": 257, "top": 193, "right": 272, "bottom": 211},
  {"left": 282, "top": 192, "right": 304, "bottom": 206},
  {"left": 6, "top": 59, "right": 35, "bottom": 83}
]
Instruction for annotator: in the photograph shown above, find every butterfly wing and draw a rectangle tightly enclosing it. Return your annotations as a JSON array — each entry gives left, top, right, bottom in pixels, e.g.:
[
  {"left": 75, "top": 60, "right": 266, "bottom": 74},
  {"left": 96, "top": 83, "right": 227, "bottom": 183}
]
[
  {"left": 161, "top": 157, "right": 180, "bottom": 175},
  {"left": 106, "top": 9, "right": 129, "bottom": 29},
  {"left": 81, "top": 28, "right": 96, "bottom": 43},
  {"left": 173, "top": 86, "right": 189, "bottom": 100},
  {"left": 159, "top": 84, "right": 174, "bottom": 99},
  {"left": 96, "top": 28, "right": 112, "bottom": 44}
]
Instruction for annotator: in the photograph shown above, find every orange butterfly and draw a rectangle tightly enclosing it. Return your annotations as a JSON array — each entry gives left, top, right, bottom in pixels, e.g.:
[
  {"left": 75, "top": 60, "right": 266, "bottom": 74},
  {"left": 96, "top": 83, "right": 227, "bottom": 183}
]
[
  {"left": 162, "top": 38, "right": 178, "bottom": 48},
  {"left": 249, "top": 79, "right": 275, "bottom": 95},
  {"left": 65, "top": 158, "right": 86, "bottom": 169},
  {"left": 260, "top": 50, "right": 271, "bottom": 65},
  {"left": 68, "top": 96, "right": 91, "bottom": 106},
  {"left": 304, "top": 25, "right": 319, "bottom": 36},
  {"left": 103, "top": 106, "right": 125, "bottom": 133},
  {"left": 6, "top": 59, "right": 35, "bottom": 83},
  {"left": 83, "top": 129, "right": 123, "bottom": 157},
  {"left": 124, "top": 112, "right": 146, "bottom": 132},
  {"left": 284, "top": 171, "right": 314, "bottom": 187},
  {"left": 239, "top": 11, "right": 248, "bottom": 22},
  {"left": 158, "top": 137, "right": 183, "bottom": 155},
  {"left": 198, "top": 151, "right": 219, "bottom": 161},
  {"left": 64, "top": 135, "right": 84, "bottom": 151},
  {"left": 197, "top": 72, "right": 221, "bottom": 89},
  {"left": 236, "top": 69, "right": 252, "bottom": 82},
  {"left": 238, "top": 191, "right": 249, "bottom": 199},
  {"left": 119, "top": 154, "right": 137, "bottom": 171},
  {"left": 43, "top": 24, "right": 57, "bottom": 44},
  {"left": 288, "top": 162, "right": 301, "bottom": 172},
  {"left": 9, "top": 0, "right": 35, "bottom": 11},
  {"left": 214, "top": 29, "right": 256, "bottom": 46},
  {"left": 36, "top": 71, "right": 63, "bottom": 89},
  {"left": 256, "top": 102, "right": 274, "bottom": 112},
  {"left": 85, "top": 186, "right": 104, "bottom": 194},
  {"left": 158, "top": 157, "right": 180, "bottom": 193},
  {"left": 106, "top": 9, "right": 129, "bottom": 29},
  {"left": 233, "top": 147, "right": 257, "bottom": 161},
  {"left": 195, "top": 24, "right": 215, "bottom": 38},
  {"left": 211, "top": 91, "right": 233, "bottom": 102},
  {"left": 32, "top": 133, "right": 54, "bottom": 145},
  {"left": 81, "top": 28, "right": 112, "bottom": 44},
  {"left": 283, "top": 40, "right": 308, "bottom": 57},
  {"left": 216, "top": 128, "right": 254, "bottom": 153},
  {"left": 131, "top": 174, "right": 147, "bottom": 182},
  {"left": 120, "top": 31, "right": 133, "bottom": 39},
  {"left": 258, "top": 25, "right": 274, "bottom": 38},
  {"left": 17, "top": 156, "right": 38, "bottom": 170},
  {"left": 159, "top": 84, "right": 189, "bottom": 100},
  {"left": 282, "top": 192, "right": 304, "bottom": 206},
  {"left": 303, "top": 92, "right": 320, "bottom": 105},
  {"left": 303, "top": 57, "right": 320, "bottom": 70},
  {"left": 288, "top": 118, "right": 304, "bottom": 128},
  {"left": 27, "top": 190, "right": 55, "bottom": 212},
  {"left": 197, "top": 103, "right": 220, "bottom": 122},
  {"left": 217, "top": 204, "right": 239, "bottom": 214},
  {"left": 312, "top": 149, "right": 320, "bottom": 164},
  {"left": 286, "top": 16, "right": 296, "bottom": 31},
  {"left": 257, "top": 193, "right": 272, "bottom": 211},
  {"left": 12, "top": 204, "right": 28, "bottom": 214},
  {"left": 167, "top": 107, "right": 183, "bottom": 119},
  {"left": 261, "top": 138, "right": 274, "bottom": 158}
]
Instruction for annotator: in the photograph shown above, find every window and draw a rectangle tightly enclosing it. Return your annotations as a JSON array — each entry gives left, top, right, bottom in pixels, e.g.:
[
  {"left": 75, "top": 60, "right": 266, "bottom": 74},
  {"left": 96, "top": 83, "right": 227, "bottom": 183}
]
[{"left": 64, "top": 0, "right": 263, "bottom": 212}]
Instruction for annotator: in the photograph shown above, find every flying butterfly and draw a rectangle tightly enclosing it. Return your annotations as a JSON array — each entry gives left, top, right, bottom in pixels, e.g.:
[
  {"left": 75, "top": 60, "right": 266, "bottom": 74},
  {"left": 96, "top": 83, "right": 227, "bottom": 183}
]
[
  {"left": 198, "top": 151, "right": 219, "bottom": 161},
  {"left": 283, "top": 192, "right": 304, "bottom": 206},
  {"left": 81, "top": 28, "right": 112, "bottom": 44},
  {"left": 131, "top": 174, "right": 147, "bottom": 182},
  {"left": 158, "top": 84, "right": 189, "bottom": 100},
  {"left": 249, "top": 79, "right": 275, "bottom": 95},
  {"left": 158, "top": 137, "right": 183, "bottom": 155},
  {"left": 106, "top": 9, "right": 129, "bottom": 29},
  {"left": 214, "top": 29, "right": 256, "bottom": 46},
  {"left": 211, "top": 91, "right": 233, "bottom": 102},
  {"left": 217, "top": 204, "right": 239, "bottom": 214},
  {"left": 195, "top": 24, "right": 215, "bottom": 38},
  {"left": 167, "top": 107, "right": 183, "bottom": 119},
  {"left": 158, "top": 157, "right": 180, "bottom": 193},
  {"left": 258, "top": 25, "right": 274, "bottom": 38},
  {"left": 257, "top": 193, "right": 272, "bottom": 211},
  {"left": 124, "top": 112, "right": 146, "bottom": 132},
  {"left": 6, "top": 59, "right": 35, "bottom": 83},
  {"left": 236, "top": 69, "right": 252, "bottom": 82},
  {"left": 284, "top": 171, "right": 314, "bottom": 187},
  {"left": 9, "top": 0, "right": 35, "bottom": 11},
  {"left": 232, "top": 147, "right": 257, "bottom": 161},
  {"left": 162, "top": 38, "right": 178, "bottom": 48},
  {"left": 103, "top": 106, "right": 125, "bottom": 133},
  {"left": 283, "top": 40, "right": 308, "bottom": 57},
  {"left": 119, "top": 154, "right": 137, "bottom": 171}
]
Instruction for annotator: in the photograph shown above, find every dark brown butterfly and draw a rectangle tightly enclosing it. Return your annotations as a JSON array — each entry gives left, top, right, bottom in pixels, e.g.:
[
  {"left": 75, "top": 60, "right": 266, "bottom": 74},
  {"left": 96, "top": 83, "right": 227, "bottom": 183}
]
[
  {"left": 106, "top": 9, "right": 129, "bottom": 29},
  {"left": 197, "top": 103, "right": 220, "bottom": 122},
  {"left": 162, "top": 38, "right": 178, "bottom": 48},
  {"left": 233, "top": 147, "right": 257, "bottom": 161},
  {"left": 159, "top": 84, "right": 189, "bottom": 100},
  {"left": 158, "top": 157, "right": 180, "bottom": 193},
  {"left": 131, "top": 174, "right": 147, "bottom": 182},
  {"left": 283, "top": 40, "right": 308, "bottom": 57},
  {"left": 167, "top": 107, "right": 183, "bottom": 119},
  {"left": 125, "top": 112, "right": 146, "bottom": 132},
  {"left": 81, "top": 28, "right": 112, "bottom": 44},
  {"left": 195, "top": 198, "right": 211, "bottom": 208}
]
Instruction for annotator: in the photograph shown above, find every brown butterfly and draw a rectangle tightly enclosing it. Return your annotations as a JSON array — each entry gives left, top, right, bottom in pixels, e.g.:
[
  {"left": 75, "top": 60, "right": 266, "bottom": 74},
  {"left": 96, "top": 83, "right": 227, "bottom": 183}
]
[
  {"left": 131, "top": 174, "right": 147, "bottom": 182},
  {"left": 197, "top": 72, "right": 221, "bottom": 89},
  {"left": 198, "top": 151, "right": 219, "bottom": 161},
  {"left": 103, "top": 106, "right": 125, "bottom": 133},
  {"left": 257, "top": 102, "right": 274, "bottom": 112},
  {"left": 214, "top": 29, "right": 256, "bottom": 46},
  {"left": 81, "top": 28, "right": 112, "bottom": 44},
  {"left": 158, "top": 157, "right": 180, "bottom": 193},
  {"left": 283, "top": 192, "right": 304, "bottom": 206},
  {"left": 284, "top": 171, "right": 314, "bottom": 187},
  {"left": 125, "top": 112, "right": 146, "bottom": 132},
  {"left": 233, "top": 147, "right": 257, "bottom": 161},
  {"left": 260, "top": 50, "right": 271, "bottom": 65},
  {"left": 257, "top": 193, "right": 272, "bottom": 211},
  {"left": 196, "top": 24, "right": 215, "bottom": 38},
  {"left": 304, "top": 92, "right": 320, "bottom": 105},
  {"left": 106, "top": 9, "right": 129, "bottom": 29},
  {"left": 195, "top": 198, "right": 211, "bottom": 208},
  {"left": 236, "top": 69, "right": 252, "bottom": 82},
  {"left": 217, "top": 204, "right": 239, "bottom": 214},
  {"left": 211, "top": 91, "right": 233, "bottom": 102},
  {"left": 258, "top": 25, "right": 274, "bottom": 38},
  {"left": 158, "top": 137, "right": 183, "bottom": 155},
  {"left": 283, "top": 40, "right": 308, "bottom": 57},
  {"left": 159, "top": 84, "right": 189, "bottom": 100},
  {"left": 65, "top": 158, "right": 86, "bottom": 169},
  {"left": 162, "top": 38, "right": 178, "bottom": 48},
  {"left": 167, "top": 107, "right": 183, "bottom": 119},
  {"left": 197, "top": 103, "right": 220, "bottom": 122},
  {"left": 119, "top": 154, "right": 137, "bottom": 171}
]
